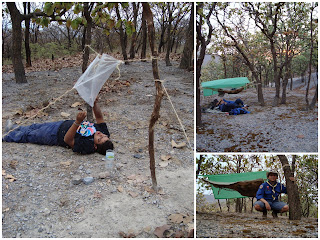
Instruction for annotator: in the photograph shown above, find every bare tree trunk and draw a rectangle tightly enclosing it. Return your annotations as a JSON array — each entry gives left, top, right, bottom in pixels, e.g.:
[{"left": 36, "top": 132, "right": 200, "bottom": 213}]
[
  {"left": 179, "top": 4, "right": 194, "bottom": 70},
  {"left": 251, "top": 197, "right": 254, "bottom": 213},
  {"left": 24, "top": 2, "right": 32, "bottom": 67},
  {"left": 306, "top": 3, "right": 315, "bottom": 109},
  {"left": 222, "top": 55, "right": 227, "bottom": 79},
  {"left": 290, "top": 62, "right": 293, "bottom": 90},
  {"left": 129, "top": 2, "right": 138, "bottom": 59},
  {"left": 281, "top": 64, "right": 290, "bottom": 104},
  {"left": 214, "top": 8, "right": 265, "bottom": 106},
  {"left": 165, "top": 2, "right": 173, "bottom": 66},
  {"left": 196, "top": 3, "right": 215, "bottom": 126},
  {"left": 278, "top": 155, "right": 302, "bottom": 220},
  {"left": 217, "top": 200, "right": 222, "bottom": 212},
  {"left": 235, "top": 156, "right": 243, "bottom": 213},
  {"left": 7, "top": 2, "right": 27, "bottom": 83},
  {"left": 158, "top": 6, "right": 167, "bottom": 54},
  {"left": 115, "top": 4, "right": 129, "bottom": 65},
  {"left": 236, "top": 199, "right": 242, "bottom": 213},
  {"left": 226, "top": 199, "right": 230, "bottom": 212},
  {"left": 243, "top": 198, "right": 247, "bottom": 213},
  {"left": 196, "top": 155, "right": 205, "bottom": 179},
  {"left": 141, "top": 10, "right": 147, "bottom": 62},
  {"left": 142, "top": 3, "right": 164, "bottom": 191},
  {"left": 309, "top": 84, "right": 318, "bottom": 110},
  {"left": 106, "top": 35, "right": 113, "bottom": 52},
  {"left": 82, "top": 3, "right": 94, "bottom": 122}
]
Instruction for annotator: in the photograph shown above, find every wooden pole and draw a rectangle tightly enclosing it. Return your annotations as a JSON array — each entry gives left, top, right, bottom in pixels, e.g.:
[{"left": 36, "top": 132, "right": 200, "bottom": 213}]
[{"left": 142, "top": 3, "right": 164, "bottom": 191}]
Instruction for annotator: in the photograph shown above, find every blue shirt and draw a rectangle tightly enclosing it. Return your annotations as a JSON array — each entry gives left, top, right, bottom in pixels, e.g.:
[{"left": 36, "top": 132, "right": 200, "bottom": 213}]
[{"left": 256, "top": 181, "right": 287, "bottom": 202}]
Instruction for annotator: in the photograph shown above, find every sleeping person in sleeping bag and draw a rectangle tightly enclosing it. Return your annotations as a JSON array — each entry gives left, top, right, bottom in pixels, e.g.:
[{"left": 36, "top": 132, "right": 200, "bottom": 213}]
[{"left": 211, "top": 98, "right": 250, "bottom": 115}]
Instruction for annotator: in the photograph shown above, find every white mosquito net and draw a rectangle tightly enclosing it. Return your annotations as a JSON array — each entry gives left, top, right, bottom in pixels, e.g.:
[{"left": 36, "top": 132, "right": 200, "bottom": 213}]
[{"left": 73, "top": 54, "right": 123, "bottom": 107}]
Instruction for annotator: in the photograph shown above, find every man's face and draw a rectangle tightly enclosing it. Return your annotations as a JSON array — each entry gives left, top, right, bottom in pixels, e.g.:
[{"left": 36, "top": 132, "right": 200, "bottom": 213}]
[
  {"left": 268, "top": 173, "right": 278, "bottom": 181},
  {"left": 94, "top": 131, "right": 109, "bottom": 145}
]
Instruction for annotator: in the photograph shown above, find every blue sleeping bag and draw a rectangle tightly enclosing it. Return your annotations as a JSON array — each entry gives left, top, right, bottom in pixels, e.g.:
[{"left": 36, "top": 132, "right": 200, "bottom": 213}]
[{"left": 229, "top": 108, "right": 250, "bottom": 115}]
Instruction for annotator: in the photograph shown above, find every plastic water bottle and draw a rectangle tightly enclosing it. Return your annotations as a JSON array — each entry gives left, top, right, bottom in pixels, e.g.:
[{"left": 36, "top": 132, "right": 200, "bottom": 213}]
[{"left": 104, "top": 150, "right": 114, "bottom": 173}]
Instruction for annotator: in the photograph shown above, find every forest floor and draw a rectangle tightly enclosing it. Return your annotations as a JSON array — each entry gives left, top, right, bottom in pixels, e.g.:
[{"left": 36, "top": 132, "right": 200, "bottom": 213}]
[
  {"left": 196, "top": 211, "right": 318, "bottom": 238},
  {"left": 196, "top": 85, "right": 318, "bottom": 152},
  {"left": 2, "top": 54, "right": 194, "bottom": 238}
]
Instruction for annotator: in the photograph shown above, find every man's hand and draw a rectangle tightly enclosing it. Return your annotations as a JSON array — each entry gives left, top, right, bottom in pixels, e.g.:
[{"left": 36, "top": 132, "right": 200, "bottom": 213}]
[
  {"left": 76, "top": 112, "right": 86, "bottom": 124},
  {"left": 265, "top": 202, "right": 271, "bottom": 211},
  {"left": 260, "top": 198, "right": 271, "bottom": 211},
  {"left": 93, "top": 98, "right": 104, "bottom": 124},
  {"left": 64, "top": 111, "right": 86, "bottom": 149}
]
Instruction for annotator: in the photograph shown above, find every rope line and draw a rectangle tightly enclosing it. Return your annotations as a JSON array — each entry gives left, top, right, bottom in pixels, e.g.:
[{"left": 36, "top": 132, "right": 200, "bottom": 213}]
[
  {"left": 4, "top": 46, "right": 192, "bottom": 151},
  {"left": 156, "top": 79, "right": 193, "bottom": 150},
  {"left": 3, "top": 88, "right": 75, "bottom": 138},
  {"left": 84, "top": 44, "right": 100, "bottom": 56}
]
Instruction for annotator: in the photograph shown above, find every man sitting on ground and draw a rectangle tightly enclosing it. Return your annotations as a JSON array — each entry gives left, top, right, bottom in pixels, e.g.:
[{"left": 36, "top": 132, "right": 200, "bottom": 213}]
[{"left": 254, "top": 170, "right": 293, "bottom": 218}]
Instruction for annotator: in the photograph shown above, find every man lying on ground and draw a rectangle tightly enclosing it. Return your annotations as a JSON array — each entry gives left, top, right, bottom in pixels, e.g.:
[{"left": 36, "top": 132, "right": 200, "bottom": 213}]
[
  {"left": 208, "top": 98, "right": 250, "bottom": 115},
  {"left": 3, "top": 98, "right": 113, "bottom": 155}
]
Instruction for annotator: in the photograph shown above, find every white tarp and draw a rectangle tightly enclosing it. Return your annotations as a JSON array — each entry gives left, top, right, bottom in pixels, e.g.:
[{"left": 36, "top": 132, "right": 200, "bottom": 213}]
[{"left": 73, "top": 54, "right": 123, "bottom": 107}]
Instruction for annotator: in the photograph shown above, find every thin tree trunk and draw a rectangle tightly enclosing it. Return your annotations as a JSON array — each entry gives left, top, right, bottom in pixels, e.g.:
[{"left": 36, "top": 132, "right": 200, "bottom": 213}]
[
  {"left": 106, "top": 35, "right": 113, "bottom": 52},
  {"left": 115, "top": 4, "right": 129, "bottom": 65},
  {"left": 290, "top": 62, "right": 293, "bottom": 90},
  {"left": 251, "top": 197, "right": 254, "bottom": 213},
  {"left": 196, "top": 155, "right": 204, "bottom": 179},
  {"left": 129, "top": 2, "right": 138, "bottom": 59},
  {"left": 226, "top": 199, "right": 230, "bottom": 212},
  {"left": 142, "top": 3, "right": 164, "bottom": 191},
  {"left": 281, "top": 62, "right": 290, "bottom": 104},
  {"left": 82, "top": 3, "right": 93, "bottom": 122},
  {"left": 309, "top": 84, "right": 318, "bottom": 110},
  {"left": 7, "top": 2, "right": 27, "bottom": 83},
  {"left": 214, "top": 10, "right": 265, "bottom": 106},
  {"left": 179, "top": 3, "right": 194, "bottom": 70},
  {"left": 165, "top": 2, "right": 172, "bottom": 66},
  {"left": 217, "top": 200, "right": 222, "bottom": 212},
  {"left": 278, "top": 155, "right": 302, "bottom": 220},
  {"left": 158, "top": 7, "right": 166, "bottom": 54},
  {"left": 141, "top": 10, "right": 147, "bottom": 62},
  {"left": 196, "top": 3, "right": 215, "bottom": 126},
  {"left": 306, "top": 3, "right": 315, "bottom": 109},
  {"left": 24, "top": 2, "right": 32, "bottom": 67}
]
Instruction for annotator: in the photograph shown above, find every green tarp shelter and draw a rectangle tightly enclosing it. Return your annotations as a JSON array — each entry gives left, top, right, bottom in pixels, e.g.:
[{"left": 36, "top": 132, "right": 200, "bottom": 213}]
[
  {"left": 201, "top": 77, "right": 250, "bottom": 96},
  {"left": 201, "top": 171, "right": 268, "bottom": 199}
]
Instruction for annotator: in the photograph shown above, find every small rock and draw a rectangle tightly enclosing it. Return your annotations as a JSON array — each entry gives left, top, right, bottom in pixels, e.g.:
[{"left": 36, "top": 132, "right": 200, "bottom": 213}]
[
  {"left": 97, "top": 172, "right": 110, "bottom": 179},
  {"left": 83, "top": 177, "right": 94, "bottom": 184},
  {"left": 72, "top": 175, "right": 82, "bottom": 185},
  {"left": 43, "top": 208, "right": 51, "bottom": 216},
  {"left": 133, "top": 154, "right": 143, "bottom": 159}
]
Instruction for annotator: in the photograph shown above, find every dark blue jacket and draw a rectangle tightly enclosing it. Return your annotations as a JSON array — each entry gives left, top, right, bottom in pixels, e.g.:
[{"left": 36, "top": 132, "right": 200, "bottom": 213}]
[{"left": 256, "top": 181, "right": 287, "bottom": 202}]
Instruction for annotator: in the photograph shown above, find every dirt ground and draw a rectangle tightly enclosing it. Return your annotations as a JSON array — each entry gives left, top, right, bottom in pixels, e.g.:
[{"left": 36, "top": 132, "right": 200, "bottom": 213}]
[
  {"left": 196, "top": 212, "right": 318, "bottom": 238},
  {"left": 196, "top": 86, "right": 318, "bottom": 152},
  {"left": 2, "top": 57, "right": 194, "bottom": 238}
]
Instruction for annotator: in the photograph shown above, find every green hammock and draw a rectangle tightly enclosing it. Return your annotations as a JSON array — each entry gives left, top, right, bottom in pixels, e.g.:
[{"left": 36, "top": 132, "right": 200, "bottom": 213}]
[
  {"left": 201, "top": 77, "right": 250, "bottom": 96},
  {"left": 200, "top": 171, "right": 268, "bottom": 199}
]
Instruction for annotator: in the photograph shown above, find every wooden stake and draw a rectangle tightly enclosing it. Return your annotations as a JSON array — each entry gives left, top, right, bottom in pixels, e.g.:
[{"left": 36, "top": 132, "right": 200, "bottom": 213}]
[{"left": 142, "top": 3, "right": 164, "bottom": 191}]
